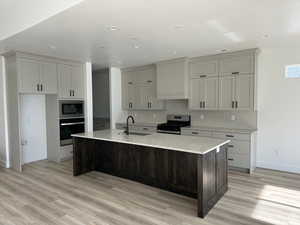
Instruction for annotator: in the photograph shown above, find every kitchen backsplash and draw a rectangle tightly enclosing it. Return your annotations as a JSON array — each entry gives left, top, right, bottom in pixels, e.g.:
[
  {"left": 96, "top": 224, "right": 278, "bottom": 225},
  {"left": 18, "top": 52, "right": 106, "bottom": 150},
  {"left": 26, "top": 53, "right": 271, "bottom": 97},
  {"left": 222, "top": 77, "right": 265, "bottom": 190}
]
[{"left": 127, "top": 100, "right": 257, "bottom": 129}]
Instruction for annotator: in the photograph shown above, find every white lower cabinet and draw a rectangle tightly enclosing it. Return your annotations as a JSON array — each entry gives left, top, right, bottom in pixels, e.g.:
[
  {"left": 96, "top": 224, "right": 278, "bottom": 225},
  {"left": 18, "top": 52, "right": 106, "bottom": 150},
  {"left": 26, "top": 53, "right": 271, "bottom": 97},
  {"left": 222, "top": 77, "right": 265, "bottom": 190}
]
[
  {"left": 60, "top": 145, "right": 73, "bottom": 161},
  {"left": 181, "top": 128, "right": 256, "bottom": 173}
]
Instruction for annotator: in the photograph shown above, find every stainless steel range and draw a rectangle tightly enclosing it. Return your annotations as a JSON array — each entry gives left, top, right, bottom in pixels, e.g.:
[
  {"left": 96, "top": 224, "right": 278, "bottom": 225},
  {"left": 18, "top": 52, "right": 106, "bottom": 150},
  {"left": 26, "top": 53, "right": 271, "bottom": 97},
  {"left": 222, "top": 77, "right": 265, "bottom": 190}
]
[{"left": 157, "top": 114, "right": 191, "bottom": 135}]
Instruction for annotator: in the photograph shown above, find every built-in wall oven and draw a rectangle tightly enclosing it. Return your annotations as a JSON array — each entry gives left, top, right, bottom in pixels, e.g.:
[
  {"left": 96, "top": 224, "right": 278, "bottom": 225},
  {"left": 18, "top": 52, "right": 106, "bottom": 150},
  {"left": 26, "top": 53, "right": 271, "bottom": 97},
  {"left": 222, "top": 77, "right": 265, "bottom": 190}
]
[{"left": 59, "top": 100, "right": 85, "bottom": 146}]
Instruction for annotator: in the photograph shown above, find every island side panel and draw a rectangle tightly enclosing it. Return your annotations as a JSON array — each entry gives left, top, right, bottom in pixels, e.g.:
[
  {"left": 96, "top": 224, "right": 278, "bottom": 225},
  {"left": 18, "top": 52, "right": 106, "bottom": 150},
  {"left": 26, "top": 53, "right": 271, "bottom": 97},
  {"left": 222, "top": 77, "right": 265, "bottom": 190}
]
[
  {"left": 73, "top": 137, "right": 96, "bottom": 176},
  {"left": 168, "top": 151, "right": 198, "bottom": 198},
  {"left": 197, "top": 145, "right": 228, "bottom": 218}
]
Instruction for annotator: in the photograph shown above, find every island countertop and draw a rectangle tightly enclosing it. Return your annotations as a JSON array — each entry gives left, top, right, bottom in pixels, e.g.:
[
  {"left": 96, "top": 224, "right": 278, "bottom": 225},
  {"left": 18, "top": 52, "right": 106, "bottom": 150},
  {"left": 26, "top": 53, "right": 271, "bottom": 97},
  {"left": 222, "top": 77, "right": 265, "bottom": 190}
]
[{"left": 72, "top": 129, "right": 230, "bottom": 155}]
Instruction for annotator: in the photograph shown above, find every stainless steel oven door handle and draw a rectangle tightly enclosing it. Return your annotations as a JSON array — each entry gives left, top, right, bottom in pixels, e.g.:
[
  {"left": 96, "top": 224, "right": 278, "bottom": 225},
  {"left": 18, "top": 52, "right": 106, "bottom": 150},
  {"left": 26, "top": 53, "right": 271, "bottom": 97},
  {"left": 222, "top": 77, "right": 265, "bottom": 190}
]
[{"left": 60, "top": 122, "right": 85, "bottom": 126}]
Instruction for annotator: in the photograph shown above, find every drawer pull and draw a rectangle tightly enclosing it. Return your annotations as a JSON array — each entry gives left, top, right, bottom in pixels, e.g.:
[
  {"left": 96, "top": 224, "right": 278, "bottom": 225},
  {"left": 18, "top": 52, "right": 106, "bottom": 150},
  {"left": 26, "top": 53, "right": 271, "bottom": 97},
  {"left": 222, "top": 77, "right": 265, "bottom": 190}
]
[
  {"left": 192, "top": 132, "right": 199, "bottom": 135},
  {"left": 228, "top": 145, "right": 234, "bottom": 148},
  {"left": 200, "top": 75, "right": 207, "bottom": 78},
  {"left": 228, "top": 158, "right": 234, "bottom": 161},
  {"left": 143, "top": 128, "right": 149, "bottom": 130},
  {"left": 232, "top": 72, "right": 240, "bottom": 75},
  {"left": 226, "top": 135, "right": 234, "bottom": 138}
]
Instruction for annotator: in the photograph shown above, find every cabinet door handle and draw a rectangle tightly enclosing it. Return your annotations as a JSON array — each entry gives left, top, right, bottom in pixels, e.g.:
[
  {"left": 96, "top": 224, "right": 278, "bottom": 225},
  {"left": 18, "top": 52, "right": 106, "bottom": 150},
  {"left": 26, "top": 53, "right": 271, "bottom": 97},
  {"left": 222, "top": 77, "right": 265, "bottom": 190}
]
[
  {"left": 228, "top": 145, "right": 234, "bottom": 148},
  {"left": 200, "top": 75, "right": 207, "bottom": 78},
  {"left": 73, "top": 90, "right": 75, "bottom": 96},
  {"left": 128, "top": 82, "right": 133, "bottom": 85},
  {"left": 200, "top": 101, "right": 202, "bottom": 108},
  {"left": 192, "top": 132, "right": 199, "bottom": 135},
  {"left": 226, "top": 134, "right": 234, "bottom": 138},
  {"left": 232, "top": 72, "right": 240, "bottom": 75},
  {"left": 203, "top": 101, "right": 205, "bottom": 108},
  {"left": 70, "top": 90, "right": 72, "bottom": 96},
  {"left": 228, "top": 158, "right": 234, "bottom": 161},
  {"left": 147, "top": 80, "right": 152, "bottom": 83},
  {"left": 41, "top": 84, "right": 43, "bottom": 92},
  {"left": 232, "top": 101, "right": 235, "bottom": 109},
  {"left": 143, "top": 128, "right": 149, "bottom": 131},
  {"left": 37, "top": 84, "right": 39, "bottom": 91},
  {"left": 235, "top": 101, "right": 238, "bottom": 108},
  {"left": 149, "top": 102, "right": 152, "bottom": 108}
]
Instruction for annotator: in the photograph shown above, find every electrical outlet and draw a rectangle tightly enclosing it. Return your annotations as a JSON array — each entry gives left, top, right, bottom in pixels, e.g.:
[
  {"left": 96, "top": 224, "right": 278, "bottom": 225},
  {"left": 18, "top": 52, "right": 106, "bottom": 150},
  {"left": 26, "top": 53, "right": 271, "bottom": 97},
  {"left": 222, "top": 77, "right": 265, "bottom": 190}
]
[
  {"left": 200, "top": 114, "right": 205, "bottom": 120},
  {"left": 231, "top": 115, "right": 236, "bottom": 121}
]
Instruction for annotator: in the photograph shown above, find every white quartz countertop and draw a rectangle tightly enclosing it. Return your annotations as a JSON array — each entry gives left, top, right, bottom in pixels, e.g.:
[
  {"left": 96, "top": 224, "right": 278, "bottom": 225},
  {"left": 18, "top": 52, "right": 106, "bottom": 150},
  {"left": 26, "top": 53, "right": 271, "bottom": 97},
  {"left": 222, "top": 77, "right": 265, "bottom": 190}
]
[
  {"left": 72, "top": 129, "right": 230, "bottom": 155},
  {"left": 181, "top": 126, "right": 257, "bottom": 134}
]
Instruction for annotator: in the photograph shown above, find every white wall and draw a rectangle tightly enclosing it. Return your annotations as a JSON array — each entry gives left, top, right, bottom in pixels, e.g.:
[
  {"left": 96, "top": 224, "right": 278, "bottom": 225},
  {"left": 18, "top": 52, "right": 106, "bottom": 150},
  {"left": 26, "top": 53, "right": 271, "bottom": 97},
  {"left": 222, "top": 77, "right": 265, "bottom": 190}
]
[
  {"left": 109, "top": 67, "right": 127, "bottom": 129},
  {"left": 257, "top": 48, "right": 300, "bottom": 173},
  {"left": 20, "top": 95, "right": 47, "bottom": 164},
  {"left": 93, "top": 69, "right": 110, "bottom": 118},
  {"left": 0, "top": 56, "right": 7, "bottom": 166}
]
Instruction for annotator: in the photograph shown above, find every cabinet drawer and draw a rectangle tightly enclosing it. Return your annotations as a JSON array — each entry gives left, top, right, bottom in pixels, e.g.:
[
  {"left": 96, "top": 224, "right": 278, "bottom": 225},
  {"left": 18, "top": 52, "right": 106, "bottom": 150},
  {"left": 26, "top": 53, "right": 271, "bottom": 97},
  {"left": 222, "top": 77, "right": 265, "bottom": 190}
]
[
  {"left": 212, "top": 132, "right": 250, "bottom": 141},
  {"left": 227, "top": 153, "right": 250, "bottom": 169},
  {"left": 227, "top": 140, "right": 250, "bottom": 155},
  {"left": 181, "top": 129, "right": 212, "bottom": 137}
]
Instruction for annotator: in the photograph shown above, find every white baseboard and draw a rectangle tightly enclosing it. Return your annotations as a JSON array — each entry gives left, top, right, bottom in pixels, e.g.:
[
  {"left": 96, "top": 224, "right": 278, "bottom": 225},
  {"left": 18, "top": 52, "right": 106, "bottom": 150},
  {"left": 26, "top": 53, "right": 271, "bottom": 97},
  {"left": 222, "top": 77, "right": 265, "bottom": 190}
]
[
  {"left": 0, "top": 159, "right": 6, "bottom": 168},
  {"left": 256, "top": 161, "right": 300, "bottom": 174}
]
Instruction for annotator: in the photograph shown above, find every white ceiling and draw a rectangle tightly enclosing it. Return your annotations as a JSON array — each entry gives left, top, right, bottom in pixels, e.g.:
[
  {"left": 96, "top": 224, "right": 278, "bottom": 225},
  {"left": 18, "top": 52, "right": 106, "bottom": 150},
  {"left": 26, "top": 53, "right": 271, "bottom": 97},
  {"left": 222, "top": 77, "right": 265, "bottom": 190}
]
[
  {"left": 0, "top": 0, "right": 84, "bottom": 41},
  {"left": 1, "top": 0, "right": 300, "bottom": 69}
]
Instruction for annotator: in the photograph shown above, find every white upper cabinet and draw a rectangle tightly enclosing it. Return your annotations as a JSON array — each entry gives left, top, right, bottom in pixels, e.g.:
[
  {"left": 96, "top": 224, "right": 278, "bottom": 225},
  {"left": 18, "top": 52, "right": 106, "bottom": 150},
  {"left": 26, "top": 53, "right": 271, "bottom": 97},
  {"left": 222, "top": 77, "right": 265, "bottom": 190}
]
[
  {"left": 219, "top": 76, "right": 236, "bottom": 110},
  {"left": 156, "top": 58, "right": 189, "bottom": 99},
  {"left": 122, "top": 65, "right": 164, "bottom": 110},
  {"left": 189, "top": 77, "right": 218, "bottom": 110},
  {"left": 40, "top": 62, "right": 58, "bottom": 94},
  {"left": 189, "top": 59, "right": 218, "bottom": 78},
  {"left": 58, "top": 64, "right": 72, "bottom": 98},
  {"left": 58, "top": 64, "right": 84, "bottom": 99},
  {"left": 235, "top": 75, "right": 254, "bottom": 111},
  {"left": 219, "top": 74, "right": 254, "bottom": 111},
  {"left": 18, "top": 58, "right": 40, "bottom": 93},
  {"left": 219, "top": 53, "right": 254, "bottom": 76},
  {"left": 71, "top": 65, "right": 85, "bottom": 99},
  {"left": 189, "top": 57, "right": 219, "bottom": 110},
  {"left": 18, "top": 58, "right": 58, "bottom": 94}
]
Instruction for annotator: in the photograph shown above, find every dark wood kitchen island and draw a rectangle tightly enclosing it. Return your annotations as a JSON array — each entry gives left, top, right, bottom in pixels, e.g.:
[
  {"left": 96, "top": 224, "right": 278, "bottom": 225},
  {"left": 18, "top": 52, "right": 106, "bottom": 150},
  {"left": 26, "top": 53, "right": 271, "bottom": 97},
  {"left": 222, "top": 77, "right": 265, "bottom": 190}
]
[{"left": 72, "top": 129, "right": 230, "bottom": 218}]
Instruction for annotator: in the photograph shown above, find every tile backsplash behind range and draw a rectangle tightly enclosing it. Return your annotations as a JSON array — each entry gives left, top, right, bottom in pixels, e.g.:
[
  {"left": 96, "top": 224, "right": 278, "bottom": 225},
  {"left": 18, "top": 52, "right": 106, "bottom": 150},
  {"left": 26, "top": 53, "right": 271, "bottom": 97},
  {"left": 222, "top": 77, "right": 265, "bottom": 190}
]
[{"left": 128, "top": 100, "right": 257, "bottom": 130}]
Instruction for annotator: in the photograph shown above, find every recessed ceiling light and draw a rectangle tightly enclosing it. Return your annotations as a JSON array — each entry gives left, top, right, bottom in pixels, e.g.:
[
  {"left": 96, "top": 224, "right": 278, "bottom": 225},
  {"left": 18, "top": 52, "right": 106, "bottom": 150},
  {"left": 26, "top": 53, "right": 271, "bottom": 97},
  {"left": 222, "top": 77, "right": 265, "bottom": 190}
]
[
  {"left": 108, "top": 26, "right": 119, "bottom": 31},
  {"left": 218, "top": 49, "right": 230, "bottom": 53},
  {"left": 133, "top": 45, "right": 140, "bottom": 49},
  {"left": 174, "top": 24, "right": 185, "bottom": 29},
  {"left": 49, "top": 45, "right": 57, "bottom": 50}
]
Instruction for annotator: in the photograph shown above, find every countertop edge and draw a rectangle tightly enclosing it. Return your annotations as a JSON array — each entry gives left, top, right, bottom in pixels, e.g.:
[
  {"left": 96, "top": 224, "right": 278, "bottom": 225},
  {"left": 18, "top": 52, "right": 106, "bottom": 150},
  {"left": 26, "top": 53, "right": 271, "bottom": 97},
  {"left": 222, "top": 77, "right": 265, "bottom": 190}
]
[{"left": 72, "top": 134, "right": 230, "bottom": 155}]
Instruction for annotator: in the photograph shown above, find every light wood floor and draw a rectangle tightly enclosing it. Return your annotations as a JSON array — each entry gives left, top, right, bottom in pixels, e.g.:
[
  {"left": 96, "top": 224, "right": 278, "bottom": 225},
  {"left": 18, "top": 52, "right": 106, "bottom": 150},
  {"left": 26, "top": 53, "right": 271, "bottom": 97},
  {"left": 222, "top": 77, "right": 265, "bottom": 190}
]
[{"left": 0, "top": 161, "right": 300, "bottom": 225}]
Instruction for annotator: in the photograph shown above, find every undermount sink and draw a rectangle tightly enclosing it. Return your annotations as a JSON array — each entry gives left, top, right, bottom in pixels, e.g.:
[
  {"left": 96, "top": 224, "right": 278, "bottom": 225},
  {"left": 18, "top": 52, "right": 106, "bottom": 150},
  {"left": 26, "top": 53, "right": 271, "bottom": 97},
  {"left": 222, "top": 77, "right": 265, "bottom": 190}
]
[{"left": 118, "top": 131, "right": 151, "bottom": 136}]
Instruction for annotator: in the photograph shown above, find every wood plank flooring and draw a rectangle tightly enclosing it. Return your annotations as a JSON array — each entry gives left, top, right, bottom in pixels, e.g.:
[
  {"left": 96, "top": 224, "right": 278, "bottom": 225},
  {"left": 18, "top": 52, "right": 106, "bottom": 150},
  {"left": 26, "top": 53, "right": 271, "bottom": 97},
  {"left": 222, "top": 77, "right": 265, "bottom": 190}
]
[{"left": 0, "top": 160, "right": 300, "bottom": 225}]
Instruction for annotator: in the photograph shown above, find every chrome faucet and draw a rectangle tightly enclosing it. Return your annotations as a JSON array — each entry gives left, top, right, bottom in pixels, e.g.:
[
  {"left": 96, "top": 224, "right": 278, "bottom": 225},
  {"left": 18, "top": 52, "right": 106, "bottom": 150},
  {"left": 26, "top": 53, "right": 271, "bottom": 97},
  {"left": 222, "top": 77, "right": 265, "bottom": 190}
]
[{"left": 124, "top": 115, "right": 135, "bottom": 135}]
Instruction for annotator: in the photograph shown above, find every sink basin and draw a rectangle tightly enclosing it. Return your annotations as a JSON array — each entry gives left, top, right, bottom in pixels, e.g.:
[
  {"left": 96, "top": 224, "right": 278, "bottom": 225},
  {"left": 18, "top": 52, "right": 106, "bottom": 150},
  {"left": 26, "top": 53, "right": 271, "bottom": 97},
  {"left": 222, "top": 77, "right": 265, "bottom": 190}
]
[{"left": 118, "top": 131, "right": 151, "bottom": 136}]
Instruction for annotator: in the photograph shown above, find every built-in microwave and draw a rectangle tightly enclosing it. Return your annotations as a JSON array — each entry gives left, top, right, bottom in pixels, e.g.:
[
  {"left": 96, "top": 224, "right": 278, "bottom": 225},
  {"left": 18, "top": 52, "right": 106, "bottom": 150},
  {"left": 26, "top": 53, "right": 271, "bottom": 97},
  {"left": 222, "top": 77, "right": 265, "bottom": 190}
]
[{"left": 59, "top": 100, "right": 84, "bottom": 119}]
